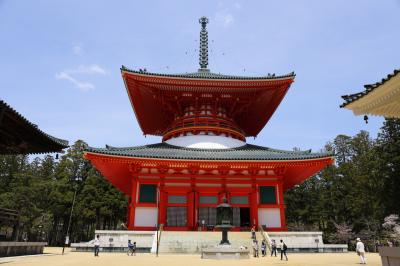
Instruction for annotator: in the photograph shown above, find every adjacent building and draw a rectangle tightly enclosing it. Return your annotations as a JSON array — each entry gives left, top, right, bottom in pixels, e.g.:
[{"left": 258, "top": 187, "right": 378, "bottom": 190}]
[
  {"left": 0, "top": 99, "right": 68, "bottom": 154},
  {"left": 341, "top": 69, "right": 400, "bottom": 118}
]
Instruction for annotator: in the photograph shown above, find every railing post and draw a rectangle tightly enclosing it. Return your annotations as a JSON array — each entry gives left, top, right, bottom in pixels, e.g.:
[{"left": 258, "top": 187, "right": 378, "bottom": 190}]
[
  {"left": 156, "top": 224, "right": 163, "bottom": 257},
  {"left": 258, "top": 225, "right": 272, "bottom": 253}
]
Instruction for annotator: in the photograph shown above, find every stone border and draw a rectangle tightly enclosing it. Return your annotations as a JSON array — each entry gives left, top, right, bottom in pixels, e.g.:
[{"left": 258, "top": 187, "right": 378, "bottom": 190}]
[{"left": 0, "top": 242, "right": 47, "bottom": 257}]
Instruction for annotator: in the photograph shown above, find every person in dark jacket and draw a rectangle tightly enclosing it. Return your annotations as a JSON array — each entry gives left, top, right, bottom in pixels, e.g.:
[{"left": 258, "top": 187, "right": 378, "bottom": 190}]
[{"left": 279, "top": 239, "right": 288, "bottom": 261}]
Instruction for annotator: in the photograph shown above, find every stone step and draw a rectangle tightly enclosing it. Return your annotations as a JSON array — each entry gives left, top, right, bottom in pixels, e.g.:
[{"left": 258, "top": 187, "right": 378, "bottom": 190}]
[{"left": 157, "top": 231, "right": 256, "bottom": 253}]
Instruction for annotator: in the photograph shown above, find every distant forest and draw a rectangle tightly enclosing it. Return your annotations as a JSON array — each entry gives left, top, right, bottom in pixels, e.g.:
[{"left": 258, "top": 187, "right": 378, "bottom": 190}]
[{"left": 0, "top": 119, "right": 399, "bottom": 247}]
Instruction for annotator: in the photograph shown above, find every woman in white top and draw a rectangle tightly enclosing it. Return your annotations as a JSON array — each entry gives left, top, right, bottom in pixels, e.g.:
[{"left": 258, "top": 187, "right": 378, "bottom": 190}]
[
  {"left": 356, "top": 238, "right": 366, "bottom": 264},
  {"left": 93, "top": 235, "right": 100, "bottom": 257}
]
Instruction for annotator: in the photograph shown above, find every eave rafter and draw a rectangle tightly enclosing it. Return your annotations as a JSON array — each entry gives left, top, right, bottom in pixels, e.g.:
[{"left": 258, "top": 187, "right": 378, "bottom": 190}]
[{"left": 86, "top": 152, "right": 333, "bottom": 173}]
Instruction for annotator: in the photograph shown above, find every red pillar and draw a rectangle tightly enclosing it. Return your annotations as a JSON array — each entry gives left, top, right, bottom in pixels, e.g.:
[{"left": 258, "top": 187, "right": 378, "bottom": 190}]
[
  {"left": 128, "top": 176, "right": 138, "bottom": 230},
  {"left": 187, "top": 178, "right": 196, "bottom": 230},
  {"left": 278, "top": 181, "right": 287, "bottom": 231},
  {"left": 194, "top": 190, "right": 199, "bottom": 229},
  {"left": 158, "top": 180, "right": 167, "bottom": 226},
  {"left": 187, "top": 191, "right": 195, "bottom": 230},
  {"left": 250, "top": 180, "right": 258, "bottom": 228}
]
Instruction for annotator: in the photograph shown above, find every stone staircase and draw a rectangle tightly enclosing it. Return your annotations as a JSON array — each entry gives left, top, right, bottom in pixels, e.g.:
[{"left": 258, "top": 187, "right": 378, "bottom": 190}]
[{"left": 157, "top": 231, "right": 256, "bottom": 253}]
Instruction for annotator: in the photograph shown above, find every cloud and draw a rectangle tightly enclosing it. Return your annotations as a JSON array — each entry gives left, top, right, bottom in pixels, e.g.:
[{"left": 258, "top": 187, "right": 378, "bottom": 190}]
[
  {"left": 71, "top": 43, "right": 85, "bottom": 55},
  {"left": 222, "top": 13, "right": 234, "bottom": 26},
  {"left": 215, "top": 10, "right": 234, "bottom": 27},
  {"left": 55, "top": 64, "right": 106, "bottom": 92},
  {"left": 214, "top": 2, "right": 241, "bottom": 27},
  {"left": 68, "top": 64, "right": 107, "bottom": 75},
  {"left": 55, "top": 72, "right": 95, "bottom": 92},
  {"left": 72, "top": 45, "right": 83, "bottom": 55}
]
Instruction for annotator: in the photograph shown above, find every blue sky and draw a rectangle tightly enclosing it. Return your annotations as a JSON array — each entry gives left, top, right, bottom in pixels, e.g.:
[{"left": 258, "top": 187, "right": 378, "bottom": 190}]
[{"left": 1, "top": 0, "right": 399, "bottom": 152}]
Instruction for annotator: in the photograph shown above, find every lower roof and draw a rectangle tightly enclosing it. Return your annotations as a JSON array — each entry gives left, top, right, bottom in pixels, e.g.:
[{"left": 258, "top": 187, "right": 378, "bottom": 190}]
[{"left": 85, "top": 142, "right": 332, "bottom": 161}]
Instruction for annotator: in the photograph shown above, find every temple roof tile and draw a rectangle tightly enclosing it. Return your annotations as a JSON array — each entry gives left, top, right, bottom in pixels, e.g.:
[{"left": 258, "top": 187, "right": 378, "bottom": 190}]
[{"left": 85, "top": 142, "right": 332, "bottom": 161}]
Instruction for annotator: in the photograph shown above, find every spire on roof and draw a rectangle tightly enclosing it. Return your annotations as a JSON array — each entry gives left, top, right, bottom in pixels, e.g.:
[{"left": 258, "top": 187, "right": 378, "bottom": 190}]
[{"left": 198, "top": 16, "right": 209, "bottom": 71}]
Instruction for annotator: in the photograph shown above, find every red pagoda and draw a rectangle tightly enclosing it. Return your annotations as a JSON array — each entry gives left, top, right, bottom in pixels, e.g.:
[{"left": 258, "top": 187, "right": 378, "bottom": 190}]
[{"left": 85, "top": 17, "right": 333, "bottom": 231}]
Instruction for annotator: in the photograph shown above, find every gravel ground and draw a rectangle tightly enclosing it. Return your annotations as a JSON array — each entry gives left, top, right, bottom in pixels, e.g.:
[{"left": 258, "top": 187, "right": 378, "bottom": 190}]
[{"left": 0, "top": 247, "right": 381, "bottom": 266}]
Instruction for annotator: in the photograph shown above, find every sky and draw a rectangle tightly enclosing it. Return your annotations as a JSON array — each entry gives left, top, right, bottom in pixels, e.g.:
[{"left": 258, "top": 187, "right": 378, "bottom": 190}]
[{"left": 1, "top": 0, "right": 400, "bottom": 152}]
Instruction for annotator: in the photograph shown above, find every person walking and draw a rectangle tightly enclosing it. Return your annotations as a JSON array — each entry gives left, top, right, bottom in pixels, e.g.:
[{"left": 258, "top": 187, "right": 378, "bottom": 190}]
[
  {"left": 279, "top": 239, "right": 288, "bottom": 261},
  {"left": 252, "top": 239, "right": 259, "bottom": 258},
  {"left": 356, "top": 238, "right": 367, "bottom": 264},
  {"left": 251, "top": 226, "right": 256, "bottom": 240},
  {"left": 93, "top": 235, "right": 100, "bottom": 257},
  {"left": 271, "top": 239, "right": 277, "bottom": 257},
  {"left": 260, "top": 240, "right": 266, "bottom": 257},
  {"left": 261, "top": 240, "right": 267, "bottom": 257},
  {"left": 127, "top": 240, "right": 134, "bottom": 256},
  {"left": 132, "top": 242, "right": 137, "bottom": 256}
]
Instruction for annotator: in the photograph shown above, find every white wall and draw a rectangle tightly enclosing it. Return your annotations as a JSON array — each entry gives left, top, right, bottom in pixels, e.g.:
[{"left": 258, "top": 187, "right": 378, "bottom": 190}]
[
  {"left": 134, "top": 207, "right": 158, "bottom": 227},
  {"left": 258, "top": 208, "right": 281, "bottom": 228},
  {"left": 165, "top": 135, "right": 246, "bottom": 149}
]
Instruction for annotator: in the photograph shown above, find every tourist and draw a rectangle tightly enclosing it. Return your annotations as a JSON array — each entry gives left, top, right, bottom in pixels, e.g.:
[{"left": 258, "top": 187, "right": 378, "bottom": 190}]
[
  {"left": 120, "top": 222, "right": 127, "bottom": 230},
  {"left": 127, "top": 240, "right": 134, "bottom": 256},
  {"left": 356, "top": 238, "right": 367, "bottom": 264},
  {"left": 271, "top": 239, "right": 277, "bottom": 257},
  {"left": 279, "top": 239, "right": 288, "bottom": 261},
  {"left": 94, "top": 235, "right": 100, "bottom": 257},
  {"left": 251, "top": 226, "right": 256, "bottom": 240},
  {"left": 132, "top": 242, "right": 137, "bottom": 256},
  {"left": 261, "top": 240, "right": 267, "bottom": 256},
  {"left": 252, "top": 239, "right": 259, "bottom": 257}
]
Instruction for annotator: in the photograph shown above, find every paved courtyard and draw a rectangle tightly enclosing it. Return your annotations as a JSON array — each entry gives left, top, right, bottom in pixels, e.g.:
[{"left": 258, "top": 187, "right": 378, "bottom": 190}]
[{"left": 0, "top": 247, "right": 381, "bottom": 266}]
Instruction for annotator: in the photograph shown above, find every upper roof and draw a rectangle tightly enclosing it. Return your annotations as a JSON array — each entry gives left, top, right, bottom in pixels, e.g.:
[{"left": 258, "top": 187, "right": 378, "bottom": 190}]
[
  {"left": 85, "top": 142, "right": 332, "bottom": 161},
  {"left": 121, "top": 65, "right": 295, "bottom": 81},
  {"left": 120, "top": 17, "right": 296, "bottom": 138},
  {"left": 341, "top": 69, "right": 400, "bottom": 107},
  {"left": 0, "top": 99, "right": 69, "bottom": 154},
  {"left": 122, "top": 68, "right": 295, "bottom": 137}
]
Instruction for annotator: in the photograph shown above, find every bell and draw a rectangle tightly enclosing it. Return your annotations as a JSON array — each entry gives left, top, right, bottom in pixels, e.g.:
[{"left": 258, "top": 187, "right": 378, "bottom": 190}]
[{"left": 363, "top": 115, "right": 368, "bottom": 124}]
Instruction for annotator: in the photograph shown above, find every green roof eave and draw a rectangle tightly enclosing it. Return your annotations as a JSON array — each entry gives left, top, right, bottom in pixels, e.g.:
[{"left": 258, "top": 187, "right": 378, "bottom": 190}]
[
  {"left": 120, "top": 65, "right": 295, "bottom": 81},
  {"left": 85, "top": 142, "right": 332, "bottom": 161}
]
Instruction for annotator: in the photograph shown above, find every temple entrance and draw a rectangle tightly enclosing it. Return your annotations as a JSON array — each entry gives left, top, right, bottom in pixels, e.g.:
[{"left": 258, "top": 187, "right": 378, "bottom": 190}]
[
  {"left": 232, "top": 207, "right": 251, "bottom": 228},
  {"left": 198, "top": 207, "right": 217, "bottom": 229},
  {"left": 166, "top": 207, "right": 187, "bottom": 227},
  {"left": 240, "top": 208, "right": 251, "bottom": 227}
]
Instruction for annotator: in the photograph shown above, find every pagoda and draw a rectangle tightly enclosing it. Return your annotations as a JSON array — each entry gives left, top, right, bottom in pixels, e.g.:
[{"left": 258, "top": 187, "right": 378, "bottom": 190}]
[{"left": 85, "top": 17, "right": 333, "bottom": 231}]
